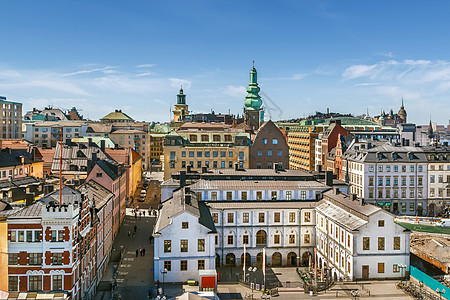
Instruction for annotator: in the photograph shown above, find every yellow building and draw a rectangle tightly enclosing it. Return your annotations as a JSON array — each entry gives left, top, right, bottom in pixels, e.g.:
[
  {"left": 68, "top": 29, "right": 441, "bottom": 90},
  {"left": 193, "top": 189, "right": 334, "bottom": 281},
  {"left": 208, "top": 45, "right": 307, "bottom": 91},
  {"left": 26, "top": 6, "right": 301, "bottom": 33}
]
[
  {"left": 149, "top": 123, "right": 171, "bottom": 165},
  {"left": 172, "top": 87, "right": 189, "bottom": 122},
  {"left": 287, "top": 120, "right": 324, "bottom": 171},
  {"left": 0, "top": 221, "right": 7, "bottom": 292},
  {"left": 163, "top": 123, "right": 251, "bottom": 180}
]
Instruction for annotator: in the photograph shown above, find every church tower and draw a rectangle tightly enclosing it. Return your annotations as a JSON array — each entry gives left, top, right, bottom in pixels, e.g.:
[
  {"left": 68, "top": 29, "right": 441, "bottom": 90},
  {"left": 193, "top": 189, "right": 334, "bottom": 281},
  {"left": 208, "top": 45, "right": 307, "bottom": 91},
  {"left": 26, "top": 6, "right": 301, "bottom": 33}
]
[
  {"left": 173, "top": 86, "right": 189, "bottom": 122},
  {"left": 398, "top": 98, "right": 407, "bottom": 123},
  {"left": 244, "top": 63, "right": 264, "bottom": 130}
]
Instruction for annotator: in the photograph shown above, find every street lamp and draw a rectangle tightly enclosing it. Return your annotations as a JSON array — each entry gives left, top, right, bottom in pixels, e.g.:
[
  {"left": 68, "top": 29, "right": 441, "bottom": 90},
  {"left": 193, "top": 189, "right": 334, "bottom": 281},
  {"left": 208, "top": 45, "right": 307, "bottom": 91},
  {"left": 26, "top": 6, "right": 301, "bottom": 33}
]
[
  {"left": 436, "top": 288, "right": 445, "bottom": 300},
  {"left": 248, "top": 267, "right": 257, "bottom": 298},
  {"left": 160, "top": 268, "right": 168, "bottom": 296},
  {"left": 398, "top": 264, "right": 407, "bottom": 283}
]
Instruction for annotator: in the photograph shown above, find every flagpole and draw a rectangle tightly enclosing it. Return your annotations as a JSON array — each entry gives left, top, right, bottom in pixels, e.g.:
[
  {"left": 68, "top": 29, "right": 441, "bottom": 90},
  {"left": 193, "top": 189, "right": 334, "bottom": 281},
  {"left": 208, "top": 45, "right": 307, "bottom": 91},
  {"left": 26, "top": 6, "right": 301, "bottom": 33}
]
[
  {"left": 243, "top": 245, "right": 246, "bottom": 283},
  {"left": 263, "top": 248, "right": 266, "bottom": 293}
]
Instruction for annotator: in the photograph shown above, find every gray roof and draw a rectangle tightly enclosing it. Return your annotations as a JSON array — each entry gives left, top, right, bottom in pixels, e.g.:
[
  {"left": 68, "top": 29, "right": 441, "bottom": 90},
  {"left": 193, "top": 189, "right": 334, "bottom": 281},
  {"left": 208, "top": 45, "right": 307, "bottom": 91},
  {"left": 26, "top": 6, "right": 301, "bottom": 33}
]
[
  {"left": 80, "top": 180, "right": 114, "bottom": 210},
  {"left": 189, "top": 179, "right": 327, "bottom": 190},
  {"left": 343, "top": 143, "right": 428, "bottom": 163},
  {"left": 201, "top": 169, "right": 312, "bottom": 177},
  {"left": 316, "top": 190, "right": 381, "bottom": 231},
  {"left": 154, "top": 187, "right": 216, "bottom": 234},
  {"left": 51, "top": 142, "right": 109, "bottom": 172},
  {"left": 0, "top": 176, "right": 40, "bottom": 191}
]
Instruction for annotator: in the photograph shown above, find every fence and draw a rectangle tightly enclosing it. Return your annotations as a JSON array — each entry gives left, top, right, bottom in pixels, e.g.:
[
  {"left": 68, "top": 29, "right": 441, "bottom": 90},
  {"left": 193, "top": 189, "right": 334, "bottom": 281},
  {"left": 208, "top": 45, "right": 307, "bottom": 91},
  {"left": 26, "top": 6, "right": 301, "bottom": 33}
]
[{"left": 411, "top": 266, "right": 450, "bottom": 299}]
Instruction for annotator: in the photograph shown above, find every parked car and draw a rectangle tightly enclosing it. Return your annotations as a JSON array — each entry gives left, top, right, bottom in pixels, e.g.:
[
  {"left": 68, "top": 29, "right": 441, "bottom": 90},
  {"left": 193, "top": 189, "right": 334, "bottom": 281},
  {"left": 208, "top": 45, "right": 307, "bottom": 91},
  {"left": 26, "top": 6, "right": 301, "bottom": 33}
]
[{"left": 438, "top": 219, "right": 450, "bottom": 227}]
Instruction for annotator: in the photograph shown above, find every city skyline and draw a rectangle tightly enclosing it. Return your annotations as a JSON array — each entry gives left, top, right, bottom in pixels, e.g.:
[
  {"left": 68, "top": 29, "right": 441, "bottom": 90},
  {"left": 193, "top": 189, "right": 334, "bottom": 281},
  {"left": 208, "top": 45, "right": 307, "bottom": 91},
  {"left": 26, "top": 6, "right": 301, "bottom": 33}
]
[{"left": 1, "top": 1, "right": 450, "bottom": 124}]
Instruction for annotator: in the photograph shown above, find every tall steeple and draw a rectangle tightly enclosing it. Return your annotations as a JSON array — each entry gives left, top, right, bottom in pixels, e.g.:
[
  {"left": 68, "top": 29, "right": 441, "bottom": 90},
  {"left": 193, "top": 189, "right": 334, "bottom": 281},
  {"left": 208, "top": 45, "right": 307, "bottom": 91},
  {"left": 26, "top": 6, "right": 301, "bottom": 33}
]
[
  {"left": 243, "top": 63, "right": 264, "bottom": 130},
  {"left": 398, "top": 97, "right": 407, "bottom": 121},
  {"left": 244, "top": 62, "right": 263, "bottom": 111},
  {"left": 177, "top": 86, "right": 186, "bottom": 105},
  {"left": 173, "top": 85, "right": 189, "bottom": 122}
]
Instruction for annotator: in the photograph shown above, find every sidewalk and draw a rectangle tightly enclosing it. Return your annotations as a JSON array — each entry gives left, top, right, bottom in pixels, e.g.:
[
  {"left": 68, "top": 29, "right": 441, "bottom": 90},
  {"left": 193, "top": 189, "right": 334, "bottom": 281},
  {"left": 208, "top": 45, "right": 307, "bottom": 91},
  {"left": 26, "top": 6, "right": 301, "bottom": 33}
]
[{"left": 95, "top": 211, "right": 156, "bottom": 300}]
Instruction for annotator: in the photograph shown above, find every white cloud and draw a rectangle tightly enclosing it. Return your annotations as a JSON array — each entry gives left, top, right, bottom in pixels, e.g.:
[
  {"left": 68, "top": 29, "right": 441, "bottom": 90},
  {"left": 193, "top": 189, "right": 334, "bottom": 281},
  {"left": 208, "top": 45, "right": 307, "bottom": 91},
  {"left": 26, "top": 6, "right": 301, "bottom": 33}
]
[
  {"left": 61, "top": 66, "right": 116, "bottom": 77},
  {"left": 169, "top": 78, "right": 191, "bottom": 90},
  {"left": 136, "top": 64, "right": 156, "bottom": 68},
  {"left": 224, "top": 85, "right": 246, "bottom": 98},
  {"left": 136, "top": 72, "right": 153, "bottom": 77},
  {"left": 342, "top": 64, "right": 377, "bottom": 80},
  {"left": 291, "top": 73, "right": 308, "bottom": 80}
]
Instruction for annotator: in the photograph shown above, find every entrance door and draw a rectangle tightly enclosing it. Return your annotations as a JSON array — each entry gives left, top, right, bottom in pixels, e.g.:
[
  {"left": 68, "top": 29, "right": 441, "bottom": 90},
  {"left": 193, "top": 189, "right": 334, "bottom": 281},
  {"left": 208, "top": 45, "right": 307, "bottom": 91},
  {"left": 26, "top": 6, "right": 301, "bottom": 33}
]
[
  {"left": 362, "top": 266, "right": 369, "bottom": 279},
  {"left": 393, "top": 203, "right": 399, "bottom": 214}
]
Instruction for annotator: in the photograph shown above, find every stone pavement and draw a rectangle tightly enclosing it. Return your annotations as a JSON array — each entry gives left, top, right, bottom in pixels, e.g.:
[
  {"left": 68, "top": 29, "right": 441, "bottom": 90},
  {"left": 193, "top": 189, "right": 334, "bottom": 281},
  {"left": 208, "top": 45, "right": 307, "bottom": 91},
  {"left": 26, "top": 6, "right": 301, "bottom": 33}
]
[{"left": 94, "top": 210, "right": 156, "bottom": 300}]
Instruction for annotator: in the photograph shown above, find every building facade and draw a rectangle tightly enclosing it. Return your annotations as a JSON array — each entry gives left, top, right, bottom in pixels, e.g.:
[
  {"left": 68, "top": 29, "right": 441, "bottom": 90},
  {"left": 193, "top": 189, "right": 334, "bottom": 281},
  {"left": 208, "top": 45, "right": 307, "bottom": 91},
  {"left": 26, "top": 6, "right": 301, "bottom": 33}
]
[
  {"left": 315, "top": 190, "right": 410, "bottom": 281},
  {"left": 0, "top": 97, "right": 22, "bottom": 139}
]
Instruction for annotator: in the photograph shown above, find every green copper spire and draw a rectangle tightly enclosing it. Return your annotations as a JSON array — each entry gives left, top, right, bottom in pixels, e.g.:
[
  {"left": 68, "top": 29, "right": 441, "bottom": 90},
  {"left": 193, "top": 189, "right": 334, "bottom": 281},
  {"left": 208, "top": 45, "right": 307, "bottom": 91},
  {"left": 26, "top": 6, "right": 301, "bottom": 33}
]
[
  {"left": 177, "top": 85, "right": 186, "bottom": 105},
  {"left": 244, "top": 63, "right": 262, "bottom": 111}
]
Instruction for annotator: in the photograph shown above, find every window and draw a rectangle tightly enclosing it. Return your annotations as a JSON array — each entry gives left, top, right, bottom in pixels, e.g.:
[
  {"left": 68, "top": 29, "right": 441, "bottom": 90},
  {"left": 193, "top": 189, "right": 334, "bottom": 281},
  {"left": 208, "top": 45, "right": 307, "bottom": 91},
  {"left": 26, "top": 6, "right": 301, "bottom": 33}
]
[
  {"left": 378, "top": 177, "right": 383, "bottom": 186},
  {"left": 257, "top": 150, "right": 262, "bottom": 156},
  {"left": 274, "top": 212, "right": 280, "bottom": 222},
  {"left": 182, "top": 151, "right": 186, "bottom": 157},
  {"left": 271, "top": 234, "right": 279, "bottom": 244},
  {"left": 213, "top": 135, "right": 221, "bottom": 142},
  {"left": 240, "top": 213, "right": 249, "bottom": 224},
  {"left": 227, "top": 213, "right": 234, "bottom": 223},
  {"left": 394, "top": 237, "right": 401, "bottom": 250},
  {"left": 198, "top": 239, "right": 205, "bottom": 252},
  {"left": 224, "top": 135, "right": 232, "bottom": 142},
  {"left": 268, "top": 150, "right": 272, "bottom": 156},
  {"left": 378, "top": 263, "right": 385, "bottom": 273},
  {"left": 378, "top": 220, "right": 385, "bottom": 227},
  {"left": 378, "top": 237, "right": 385, "bottom": 250},
  {"left": 221, "top": 151, "right": 226, "bottom": 157},
  {"left": 393, "top": 264, "right": 400, "bottom": 273},
  {"left": 18, "top": 231, "right": 24, "bottom": 242},
  {"left": 272, "top": 138, "right": 278, "bottom": 144},
  {"left": 189, "top": 151, "right": 194, "bottom": 157},
  {"left": 164, "top": 261, "right": 171, "bottom": 271},
  {"left": 430, "top": 175, "right": 435, "bottom": 183},
  {"left": 26, "top": 231, "right": 33, "bottom": 242},
  {"left": 394, "top": 165, "right": 398, "bottom": 172},
  {"left": 96, "top": 172, "right": 103, "bottom": 178},
  {"left": 369, "top": 165, "right": 374, "bottom": 172},
  {"left": 29, "top": 275, "right": 42, "bottom": 291},
  {"left": 386, "top": 177, "right": 391, "bottom": 186},
  {"left": 212, "top": 213, "right": 218, "bottom": 224},
  {"left": 164, "top": 240, "right": 171, "bottom": 253},
  {"left": 211, "top": 192, "right": 217, "bottom": 201},
  {"left": 180, "top": 240, "right": 188, "bottom": 252},
  {"left": 300, "top": 191, "right": 306, "bottom": 200},
  {"left": 205, "top": 151, "right": 210, "bottom": 157},
  {"left": 402, "top": 165, "right": 406, "bottom": 172},
  {"left": 278, "top": 150, "right": 282, "bottom": 156},
  {"left": 8, "top": 253, "right": 18, "bottom": 265},
  {"left": 190, "top": 135, "right": 197, "bottom": 142},
  {"left": 286, "top": 191, "right": 292, "bottom": 200},
  {"left": 228, "top": 161, "right": 233, "bottom": 168},
  {"left": 304, "top": 234, "right": 310, "bottom": 244},
  {"left": 52, "top": 275, "right": 62, "bottom": 291},
  {"left": 262, "top": 139, "right": 268, "bottom": 144},
  {"left": 243, "top": 235, "right": 249, "bottom": 245},
  {"left": 304, "top": 212, "right": 311, "bottom": 222},
  {"left": 182, "top": 222, "right": 189, "bottom": 229},
  {"left": 53, "top": 253, "right": 62, "bottom": 265},
  {"left": 289, "top": 234, "right": 295, "bottom": 244},
  {"left": 393, "top": 177, "right": 398, "bottom": 186},
  {"left": 215, "top": 236, "right": 218, "bottom": 245},
  {"left": 8, "top": 276, "right": 18, "bottom": 291},
  {"left": 256, "top": 231, "right": 267, "bottom": 244},
  {"left": 289, "top": 212, "right": 295, "bottom": 222},
  {"left": 386, "top": 165, "right": 391, "bottom": 172},
  {"left": 347, "top": 235, "right": 351, "bottom": 247},
  {"left": 418, "top": 177, "right": 423, "bottom": 186},
  {"left": 213, "top": 151, "right": 218, "bottom": 157},
  {"left": 241, "top": 191, "right": 247, "bottom": 200},
  {"left": 198, "top": 260, "right": 205, "bottom": 270},
  {"left": 227, "top": 191, "right": 232, "bottom": 201},
  {"left": 363, "top": 237, "right": 370, "bottom": 250},
  {"left": 378, "top": 165, "right": 383, "bottom": 172},
  {"left": 29, "top": 253, "right": 42, "bottom": 265},
  {"left": 201, "top": 135, "right": 209, "bottom": 142},
  {"left": 256, "top": 191, "right": 262, "bottom": 200},
  {"left": 259, "top": 212, "right": 265, "bottom": 223},
  {"left": 227, "top": 235, "right": 234, "bottom": 245},
  {"left": 197, "top": 161, "right": 202, "bottom": 168},
  {"left": 181, "top": 260, "right": 188, "bottom": 271},
  {"left": 271, "top": 191, "right": 277, "bottom": 200}
]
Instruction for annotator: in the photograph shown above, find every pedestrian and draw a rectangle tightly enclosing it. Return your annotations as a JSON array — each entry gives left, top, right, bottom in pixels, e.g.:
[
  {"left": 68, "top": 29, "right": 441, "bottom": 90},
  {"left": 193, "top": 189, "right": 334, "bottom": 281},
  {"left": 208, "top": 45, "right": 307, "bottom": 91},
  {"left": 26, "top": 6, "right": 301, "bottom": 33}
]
[
  {"left": 149, "top": 236, "right": 152, "bottom": 244},
  {"left": 140, "top": 248, "right": 143, "bottom": 256},
  {"left": 134, "top": 225, "right": 137, "bottom": 232},
  {"left": 136, "top": 249, "right": 139, "bottom": 257},
  {"left": 139, "top": 212, "right": 142, "bottom": 218},
  {"left": 143, "top": 210, "right": 145, "bottom": 216},
  {"left": 128, "top": 230, "right": 131, "bottom": 237},
  {"left": 143, "top": 248, "right": 146, "bottom": 256}
]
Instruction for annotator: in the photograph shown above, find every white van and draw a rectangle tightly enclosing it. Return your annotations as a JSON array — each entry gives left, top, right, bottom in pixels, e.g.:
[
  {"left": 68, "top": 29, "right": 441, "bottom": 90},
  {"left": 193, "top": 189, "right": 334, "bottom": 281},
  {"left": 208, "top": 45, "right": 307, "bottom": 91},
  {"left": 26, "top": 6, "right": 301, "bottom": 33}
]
[{"left": 437, "top": 219, "right": 450, "bottom": 227}]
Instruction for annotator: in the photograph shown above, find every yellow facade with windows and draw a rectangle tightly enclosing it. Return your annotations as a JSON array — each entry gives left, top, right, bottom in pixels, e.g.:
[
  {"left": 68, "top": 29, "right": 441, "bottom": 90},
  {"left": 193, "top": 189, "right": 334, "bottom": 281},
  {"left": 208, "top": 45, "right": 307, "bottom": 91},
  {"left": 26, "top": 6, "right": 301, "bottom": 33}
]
[{"left": 288, "top": 126, "right": 323, "bottom": 171}]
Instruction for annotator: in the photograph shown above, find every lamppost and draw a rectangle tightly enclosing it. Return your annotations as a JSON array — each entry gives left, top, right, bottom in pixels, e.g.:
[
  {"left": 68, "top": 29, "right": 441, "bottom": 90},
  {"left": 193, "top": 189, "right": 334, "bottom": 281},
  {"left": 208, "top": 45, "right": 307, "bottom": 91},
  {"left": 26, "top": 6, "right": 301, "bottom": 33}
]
[
  {"left": 436, "top": 288, "right": 445, "bottom": 300},
  {"left": 160, "top": 268, "right": 168, "bottom": 296},
  {"left": 248, "top": 267, "right": 257, "bottom": 298},
  {"left": 398, "top": 264, "right": 407, "bottom": 283}
]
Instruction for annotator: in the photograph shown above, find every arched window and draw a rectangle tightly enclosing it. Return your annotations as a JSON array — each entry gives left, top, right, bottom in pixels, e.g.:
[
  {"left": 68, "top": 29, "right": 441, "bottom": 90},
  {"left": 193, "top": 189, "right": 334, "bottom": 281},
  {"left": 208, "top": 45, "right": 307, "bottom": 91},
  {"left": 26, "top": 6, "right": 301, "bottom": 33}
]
[{"left": 256, "top": 230, "right": 267, "bottom": 245}]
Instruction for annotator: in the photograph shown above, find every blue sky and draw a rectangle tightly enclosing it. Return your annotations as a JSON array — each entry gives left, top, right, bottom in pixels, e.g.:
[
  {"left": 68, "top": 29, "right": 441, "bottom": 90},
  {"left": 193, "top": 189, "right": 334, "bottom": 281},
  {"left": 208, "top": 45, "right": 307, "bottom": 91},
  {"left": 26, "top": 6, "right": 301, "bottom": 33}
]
[{"left": 1, "top": 0, "right": 450, "bottom": 125}]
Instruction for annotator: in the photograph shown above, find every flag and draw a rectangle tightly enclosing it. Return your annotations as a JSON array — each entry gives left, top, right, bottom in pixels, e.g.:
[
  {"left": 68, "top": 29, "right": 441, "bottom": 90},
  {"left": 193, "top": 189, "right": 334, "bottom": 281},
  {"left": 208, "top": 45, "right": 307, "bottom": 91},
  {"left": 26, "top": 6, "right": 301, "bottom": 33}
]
[
  {"left": 243, "top": 245, "right": 246, "bottom": 272},
  {"left": 262, "top": 248, "right": 266, "bottom": 277}
]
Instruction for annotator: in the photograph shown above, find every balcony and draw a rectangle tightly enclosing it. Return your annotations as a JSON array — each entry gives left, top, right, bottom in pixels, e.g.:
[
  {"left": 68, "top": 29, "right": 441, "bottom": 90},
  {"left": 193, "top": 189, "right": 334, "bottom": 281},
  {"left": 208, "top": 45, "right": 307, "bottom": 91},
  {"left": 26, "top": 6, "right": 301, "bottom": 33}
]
[
  {"left": 238, "top": 156, "right": 246, "bottom": 162},
  {"left": 169, "top": 156, "right": 177, "bottom": 162}
]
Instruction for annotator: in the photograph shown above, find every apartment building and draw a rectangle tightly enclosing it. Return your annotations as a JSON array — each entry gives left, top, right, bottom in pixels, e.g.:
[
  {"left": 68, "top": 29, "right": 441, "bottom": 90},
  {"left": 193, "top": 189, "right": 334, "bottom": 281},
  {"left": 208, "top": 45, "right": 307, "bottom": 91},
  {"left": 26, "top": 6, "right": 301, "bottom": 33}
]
[
  {"left": 2, "top": 187, "right": 98, "bottom": 300},
  {"left": 163, "top": 123, "right": 251, "bottom": 180},
  {"left": 342, "top": 142, "right": 429, "bottom": 215},
  {"left": 0, "top": 96, "right": 22, "bottom": 139},
  {"left": 315, "top": 189, "right": 410, "bottom": 281},
  {"left": 24, "top": 122, "right": 87, "bottom": 148}
]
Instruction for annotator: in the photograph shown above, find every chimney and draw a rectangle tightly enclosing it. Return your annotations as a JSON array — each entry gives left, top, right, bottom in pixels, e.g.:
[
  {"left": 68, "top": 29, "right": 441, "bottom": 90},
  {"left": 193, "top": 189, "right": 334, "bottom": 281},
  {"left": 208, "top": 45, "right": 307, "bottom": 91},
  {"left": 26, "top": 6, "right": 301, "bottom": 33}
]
[
  {"left": 66, "top": 138, "right": 72, "bottom": 146},
  {"left": 100, "top": 140, "right": 106, "bottom": 152},
  {"left": 180, "top": 171, "right": 186, "bottom": 188},
  {"left": 325, "top": 171, "right": 333, "bottom": 186},
  {"left": 92, "top": 152, "right": 97, "bottom": 163},
  {"left": 334, "top": 187, "right": 340, "bottom": 195},
  {"left": 88, "top": 138, "right": 93, "bottom": 147},
  {"left": 25, "top": 193, "right": 34, "bottom": 206},
  {"left": 335, "top": 119, "right": 341, "bottom": 126},
  {"left": 350, "top": 193, "right": 357, "bottom": 201}
]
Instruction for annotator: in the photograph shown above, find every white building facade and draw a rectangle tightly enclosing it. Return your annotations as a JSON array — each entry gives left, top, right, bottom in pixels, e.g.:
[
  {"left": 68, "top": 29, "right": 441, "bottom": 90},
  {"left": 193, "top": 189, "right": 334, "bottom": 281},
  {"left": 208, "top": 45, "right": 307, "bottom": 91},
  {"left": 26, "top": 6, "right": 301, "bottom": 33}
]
[{"left": 315, "top": 190, "right": 410, "bottom": 281}]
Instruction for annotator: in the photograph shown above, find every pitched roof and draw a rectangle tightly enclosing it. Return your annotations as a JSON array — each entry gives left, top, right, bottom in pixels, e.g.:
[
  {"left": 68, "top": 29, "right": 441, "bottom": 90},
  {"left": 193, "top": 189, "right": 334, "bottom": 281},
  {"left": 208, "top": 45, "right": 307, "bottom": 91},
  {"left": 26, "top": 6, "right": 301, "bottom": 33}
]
[
  {"left": 80, "top": 180, "right": 114, "bottom": 210},
  {"left": 154, "top": 187, "right": 216, "bottom": 234},
  {"left": 95, "top": 160, "right": 123, "bottom": 180},
  {"left": 100, "top": 111, "right": 134, "bottom": 121}
]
